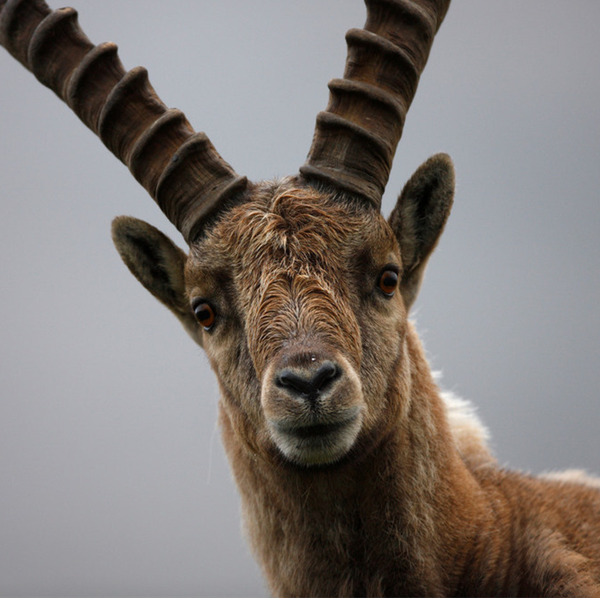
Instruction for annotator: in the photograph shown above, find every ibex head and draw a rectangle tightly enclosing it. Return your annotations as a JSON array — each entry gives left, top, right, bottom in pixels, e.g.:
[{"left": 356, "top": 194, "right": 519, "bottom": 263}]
[
  {"left": 1, "top": 0, "right": 451, "bottom": 467},
  {"left": 113, "top": 156, "right": 453, "bottom": 467},
  {"left": 99, "top": 0, "right": 454, "bottom": 467}
]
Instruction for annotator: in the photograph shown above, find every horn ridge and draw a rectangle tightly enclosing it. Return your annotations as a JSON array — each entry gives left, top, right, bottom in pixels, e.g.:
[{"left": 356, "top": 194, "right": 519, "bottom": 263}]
[
  {"left": 301, "top": 111, "right": 392, "bottom": 207},
  {"left": 343, "top": 29, "right": 419, "bottom": 104},
  {"left": 156, "top": 132, "right": 248, "bottom": 243},
  {"left": 0, "top": 0, "right": 50, "bottom": 67},
  {"left": 326, "top": 78, "right": 406, "bottom": 149},
  {"left": 65, "top": 42, "right": 125, "bottom": 132},
  {"left": 364, "top": 0, "right": 438, "bottom": 65},
  {"left": 28, "top": 6, "right": 92, "bottom": 93},
  {"left": 97, "top": 66, "right": 166, "bottom": 162},
  {"left": 0, "top": 0, "right": 247, "bottom": 243},
  {"left": 300, "top": 0, "right": 450, "bottom": 209},
  {"left": 129, "top": 108, "right": 193, "bottom": 197}
]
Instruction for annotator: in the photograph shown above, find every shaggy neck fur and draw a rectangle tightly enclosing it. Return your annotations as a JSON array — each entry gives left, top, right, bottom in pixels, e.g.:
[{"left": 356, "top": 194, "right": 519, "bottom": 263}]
[
  {"left": 219, "top": 324, "right": 487, "bottom": 596},
  {"left": 111, "top": 173, "right": 600, "bottom": 596},
  {"left": 218, "top": 320, "right": 600, "bottom": 596}
]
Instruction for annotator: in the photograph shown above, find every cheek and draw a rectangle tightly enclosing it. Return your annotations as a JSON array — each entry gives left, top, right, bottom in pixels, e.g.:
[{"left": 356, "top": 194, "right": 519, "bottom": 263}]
[
  {"left": 207, "top": 335, "right": 277, "bottom": 460},
  {"left": 357, "top": 299, "right": 407, "bottom": 416},
  {"left": 204, "top": 325, "right": 262, "bottom": 417}
]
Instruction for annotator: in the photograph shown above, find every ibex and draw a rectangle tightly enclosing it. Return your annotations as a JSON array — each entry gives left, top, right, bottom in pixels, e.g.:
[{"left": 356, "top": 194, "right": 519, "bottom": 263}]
[{"left": 1, "top": 0, "right": 599, "bottom": 596}]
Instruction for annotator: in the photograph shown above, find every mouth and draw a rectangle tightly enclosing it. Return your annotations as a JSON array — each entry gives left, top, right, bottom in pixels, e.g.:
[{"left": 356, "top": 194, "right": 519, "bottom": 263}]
[
  {"left": 269, "top": 407, "right": 362, "bottom": 466},
  {"left": 276, "top": 418, "right": 355, "bottom": 439}
]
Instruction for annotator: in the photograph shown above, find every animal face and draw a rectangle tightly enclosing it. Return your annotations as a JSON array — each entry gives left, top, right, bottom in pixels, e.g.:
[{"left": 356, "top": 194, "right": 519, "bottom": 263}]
[
  {"left": 112, "top": 155, "right": 455, "bottom": 468},
  {"left": 0, "top": 0, "right": 453, "bottom": 472},
  {"left": 186, "top": 182, "right": 406, "bottom": 466}
]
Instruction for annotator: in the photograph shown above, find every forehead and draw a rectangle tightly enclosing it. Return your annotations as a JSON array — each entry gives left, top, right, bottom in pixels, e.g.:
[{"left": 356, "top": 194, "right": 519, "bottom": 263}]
[{"left": 188, "top": 181, "right": 398, "bottom": 278}]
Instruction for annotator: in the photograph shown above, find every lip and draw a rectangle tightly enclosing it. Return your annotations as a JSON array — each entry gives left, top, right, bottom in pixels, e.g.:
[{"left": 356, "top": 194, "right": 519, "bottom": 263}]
[
  {"left": 268, "top": 407, "right": 362, "bottom": 466},
  {"left": 273, "top": 412, "right": 359, "bottom": 439}
]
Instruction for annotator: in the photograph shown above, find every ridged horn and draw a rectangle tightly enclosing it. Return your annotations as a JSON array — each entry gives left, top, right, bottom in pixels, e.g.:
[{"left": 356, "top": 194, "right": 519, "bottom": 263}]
[
  {"left": 0, "top": 0, "right": 247, "bottom": 243},
  {"left": 299, "top": 0, "right": 451, "bottom": 209}
]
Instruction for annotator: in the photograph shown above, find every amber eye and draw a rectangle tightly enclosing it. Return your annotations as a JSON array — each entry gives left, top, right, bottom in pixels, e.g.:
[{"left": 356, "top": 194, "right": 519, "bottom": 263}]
[
  {"left": 192, "top": 300, "right": 216, "bottom": 331},
  {"left": 378, "top": 269, "right": 399, "bottom": 296}
]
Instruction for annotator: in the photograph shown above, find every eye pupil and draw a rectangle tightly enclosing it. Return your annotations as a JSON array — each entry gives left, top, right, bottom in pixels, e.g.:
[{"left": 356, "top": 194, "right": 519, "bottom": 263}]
[
  {"left": 378, "top": 270, "right": 398, "bottom": 296},
  {"left": 193, "top": 301, "right": 216, "bottom": 330}
]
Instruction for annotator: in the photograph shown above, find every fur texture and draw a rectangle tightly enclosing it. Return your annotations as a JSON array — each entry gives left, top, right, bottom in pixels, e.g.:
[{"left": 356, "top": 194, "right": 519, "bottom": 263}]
[{"left": 113, "top": 159, "right": 600, "bottom": 596}]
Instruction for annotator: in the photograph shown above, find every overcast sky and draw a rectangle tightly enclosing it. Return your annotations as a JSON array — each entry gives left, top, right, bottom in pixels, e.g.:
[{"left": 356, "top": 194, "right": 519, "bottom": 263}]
[{"left": 1, "top": 1, "right": 599, "bottom": 596}]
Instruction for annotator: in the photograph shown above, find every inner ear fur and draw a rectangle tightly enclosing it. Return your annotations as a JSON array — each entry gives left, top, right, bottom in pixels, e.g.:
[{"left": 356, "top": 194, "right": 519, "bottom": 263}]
[
  {"left": 111, "top": 216, "right": 201, "bottom": 345},
  {"left": 388, "top": 153, "right": 455, "bottom": 309}
]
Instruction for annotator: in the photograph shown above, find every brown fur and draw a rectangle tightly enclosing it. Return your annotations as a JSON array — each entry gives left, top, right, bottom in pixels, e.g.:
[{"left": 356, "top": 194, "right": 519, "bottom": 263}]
[{"left": 112, "top": 164, "right": 600, "bottom": 596}]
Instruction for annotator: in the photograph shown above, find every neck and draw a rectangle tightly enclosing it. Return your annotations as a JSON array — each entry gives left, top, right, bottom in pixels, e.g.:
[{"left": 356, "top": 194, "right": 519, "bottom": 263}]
[{"left": 219, "top": 325, "right": 486, "bottom": 596}]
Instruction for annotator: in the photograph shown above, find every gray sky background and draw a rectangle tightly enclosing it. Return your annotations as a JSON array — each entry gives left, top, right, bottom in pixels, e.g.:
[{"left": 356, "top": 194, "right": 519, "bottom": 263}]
[{"left": 1, "top": 1, "right": 599, "bottom": 596}]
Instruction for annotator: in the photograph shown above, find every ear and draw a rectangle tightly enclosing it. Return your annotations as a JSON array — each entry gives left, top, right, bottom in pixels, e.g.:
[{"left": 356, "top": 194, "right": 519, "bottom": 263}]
[
  {"left": 111, "top": 216, "right": 202, "bottom": 346},
  {"left": 388, "top": 153, "right": 455, "bottom": 309}
]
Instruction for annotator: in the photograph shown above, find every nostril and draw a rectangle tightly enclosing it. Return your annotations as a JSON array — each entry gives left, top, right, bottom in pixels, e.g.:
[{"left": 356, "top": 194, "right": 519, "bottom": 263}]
[
  {"left": 275, "top": 360, "right": 341, "bottom": 399},
  {"left": 277, "top": 369, "right": 311, "bottom": 395},
  {"left": 312, "top": 361, "right": 340, "bottom": 392}
]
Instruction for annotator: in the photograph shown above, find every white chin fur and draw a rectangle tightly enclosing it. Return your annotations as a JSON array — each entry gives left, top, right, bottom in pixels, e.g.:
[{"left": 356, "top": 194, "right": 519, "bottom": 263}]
[{"left": 270, "top": 414, "right": 363, "bottom": 467}]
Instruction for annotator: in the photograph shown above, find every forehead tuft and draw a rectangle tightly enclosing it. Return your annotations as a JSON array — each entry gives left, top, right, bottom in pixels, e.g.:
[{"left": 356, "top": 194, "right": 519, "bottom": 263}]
[{"left": 190, "top": 180, "right": 396, "bottom": 272}]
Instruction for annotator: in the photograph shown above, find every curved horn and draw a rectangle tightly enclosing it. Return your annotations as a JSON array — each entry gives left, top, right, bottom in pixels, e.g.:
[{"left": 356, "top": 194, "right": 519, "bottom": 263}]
[
  {"left": 299, "top": 0, "right": 450, "bottom": 209},
  {"left": 0, "top": 0, "right": 247, "bottom": 243}
]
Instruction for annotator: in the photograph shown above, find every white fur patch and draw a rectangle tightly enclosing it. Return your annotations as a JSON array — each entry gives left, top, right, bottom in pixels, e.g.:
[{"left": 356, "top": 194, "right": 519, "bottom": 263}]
[
  {"left": 433, "top": 373, "right": 495, "bottom": 469},
  {"left": 540, "top": 469, "right": 600, "bottom": 489}
]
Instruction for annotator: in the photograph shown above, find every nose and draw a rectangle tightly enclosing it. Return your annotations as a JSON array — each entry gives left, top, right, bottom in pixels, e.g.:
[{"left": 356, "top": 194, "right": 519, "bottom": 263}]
[{"left": 275, "top": 360, "right": 341, "bottom": 403}]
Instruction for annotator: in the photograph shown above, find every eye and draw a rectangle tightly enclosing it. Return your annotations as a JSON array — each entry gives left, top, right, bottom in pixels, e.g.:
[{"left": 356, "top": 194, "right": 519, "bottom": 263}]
[
  {"left": 377, "top": 269, "right": 399, "bottom": 297},
  {"left": 192, "top": 299, "right": 216, "bottom": 331}
]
